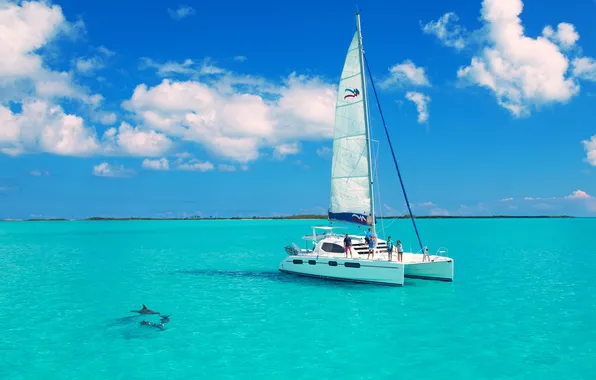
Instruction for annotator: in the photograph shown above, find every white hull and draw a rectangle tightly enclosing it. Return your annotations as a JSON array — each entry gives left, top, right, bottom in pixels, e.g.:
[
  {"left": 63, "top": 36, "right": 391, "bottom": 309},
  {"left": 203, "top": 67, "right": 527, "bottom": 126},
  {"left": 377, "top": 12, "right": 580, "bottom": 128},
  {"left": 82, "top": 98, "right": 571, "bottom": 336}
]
[
  {"left": 402, "top": 253, "right": 454, "bottom": 282},
  {"left": 278, "top": 255, "right": 405, "bottom": 286}
]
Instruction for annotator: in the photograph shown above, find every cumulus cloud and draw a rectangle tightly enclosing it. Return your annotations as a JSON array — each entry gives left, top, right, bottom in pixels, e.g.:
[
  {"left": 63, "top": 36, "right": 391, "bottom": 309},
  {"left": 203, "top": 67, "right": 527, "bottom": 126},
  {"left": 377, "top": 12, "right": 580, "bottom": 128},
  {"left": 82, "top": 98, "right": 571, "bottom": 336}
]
[
  {"left": 0, "top": 1, "right": 144, "bottom": 159},
  {"left": 273, "top": 142, "right": 300, "bottom": 159},
  {"left": 102, "top": 122, "right": 173, "bottom": 157},
  {"left": 0, "top": 1, "right": 104, "bottom": 106},
  {"left": 405, "top": 92, "right": 430, "bottom": 123},
  {"left": 92, "top": 162, "right": 134, "bottom": 177},
  {"left": 542, "top": 23, "right": 580, "bottom": 49},
  {"left": 418, "top": 201, "right": 436, "bottom": 207},
  {"left": 122, "top": 73, "right": 335, "bottom": 163},
  {"left": 421, "top": 12, "right": 468, "bottom": 51},
  {"left": 178, "top": 159, "right": 214, "bottom": 172},
  {"left": 565, "top": 190, "right": 591, "bottom": 200},
  {"left": 381, "top": 60, "right": 430, "bottom": 88},
  {"left": 142, "top": 158, "right": 170, "bottom": 170},
  {"left": 0, "top": 1, "right": 339, "bottom": 169},
  {"left": 499, "top": 197, "right": 514, "bottom": 202},
  {"left": 572, "top": 57, "right": 596, "bottom": 81},
  {"left": 430, "top": 208, "right": 449, "bottom": 216},
  {"left": 423, "top": 0, "right": 596, "bottom": 117},
  {"left": 582, "top": 135, "right": 596, "bottom": 166},
  {"left": 139, "top": 58, "right": 226, "bottom": 79}
]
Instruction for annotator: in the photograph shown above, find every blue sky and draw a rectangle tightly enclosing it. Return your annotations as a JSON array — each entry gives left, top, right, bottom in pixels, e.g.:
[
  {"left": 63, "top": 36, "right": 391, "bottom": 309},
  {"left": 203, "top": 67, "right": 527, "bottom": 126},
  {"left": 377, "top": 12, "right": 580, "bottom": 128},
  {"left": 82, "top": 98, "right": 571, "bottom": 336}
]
[{"left": 0, "top": 0, "right": 595, "bottom": 219}]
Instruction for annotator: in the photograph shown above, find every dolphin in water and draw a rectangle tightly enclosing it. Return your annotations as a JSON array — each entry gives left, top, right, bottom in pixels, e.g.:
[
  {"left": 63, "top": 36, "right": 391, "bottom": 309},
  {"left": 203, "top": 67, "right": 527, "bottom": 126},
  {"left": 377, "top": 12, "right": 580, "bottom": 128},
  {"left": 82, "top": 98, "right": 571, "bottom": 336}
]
[
  {"left": 130, "top": 304, "right": 160, "bottom": 315},
  {"left": 159, "top": 315, "right": 171, "bottom": 324},
  {"left": 140, "top": 320, "right": 166, "bottom": 331}
]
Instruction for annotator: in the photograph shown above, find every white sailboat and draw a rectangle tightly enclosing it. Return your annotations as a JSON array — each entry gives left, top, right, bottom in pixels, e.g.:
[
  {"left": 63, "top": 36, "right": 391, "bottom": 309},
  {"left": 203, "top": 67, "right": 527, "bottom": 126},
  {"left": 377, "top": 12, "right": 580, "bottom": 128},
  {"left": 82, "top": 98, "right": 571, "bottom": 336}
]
[{"left": 278, "top": 12, "right": 454, "bottom": 286}]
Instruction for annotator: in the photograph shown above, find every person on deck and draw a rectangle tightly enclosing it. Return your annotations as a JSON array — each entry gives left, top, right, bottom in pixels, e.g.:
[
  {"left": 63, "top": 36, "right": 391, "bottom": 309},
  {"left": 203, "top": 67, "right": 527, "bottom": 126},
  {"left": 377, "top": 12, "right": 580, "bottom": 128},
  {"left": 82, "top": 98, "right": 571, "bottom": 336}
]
[
  {"left": 397, "top": 239, "right": 404, "bottom": 263},
  {"left": 364, "top": 228, "right": 372, "bottom": 245},
  {"left": 367, "top": 233, "right": 376, "bottom": 260},
  {"left": 343, "top": 234, "right": 353, "bottom": 258},
  {"left": 386, "top": 236, "right": 394, "bottom": 261}
]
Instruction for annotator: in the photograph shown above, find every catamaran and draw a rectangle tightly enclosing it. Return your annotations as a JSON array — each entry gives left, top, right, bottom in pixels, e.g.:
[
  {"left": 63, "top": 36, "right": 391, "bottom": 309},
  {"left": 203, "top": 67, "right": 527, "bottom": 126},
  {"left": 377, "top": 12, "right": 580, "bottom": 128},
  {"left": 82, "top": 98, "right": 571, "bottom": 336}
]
[{"left": 278, "top": 12, "right": 454, "bottom": 286}]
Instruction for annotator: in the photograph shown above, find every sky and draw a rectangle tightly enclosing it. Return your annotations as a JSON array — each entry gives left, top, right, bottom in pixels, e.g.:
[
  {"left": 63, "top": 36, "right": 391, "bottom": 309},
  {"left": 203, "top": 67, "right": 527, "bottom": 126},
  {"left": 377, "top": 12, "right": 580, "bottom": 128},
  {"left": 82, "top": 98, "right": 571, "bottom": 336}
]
[{"left": 0, "top": 0, "right": 595, "bottom": 219}]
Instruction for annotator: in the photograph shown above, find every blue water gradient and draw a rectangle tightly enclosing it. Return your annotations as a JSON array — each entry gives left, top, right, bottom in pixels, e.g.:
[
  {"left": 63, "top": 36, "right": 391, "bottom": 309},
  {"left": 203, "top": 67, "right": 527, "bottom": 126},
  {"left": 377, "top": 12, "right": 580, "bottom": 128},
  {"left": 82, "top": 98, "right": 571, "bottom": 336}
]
[{"left": 0, "top": 219, "right": 594, "bottom": 379}]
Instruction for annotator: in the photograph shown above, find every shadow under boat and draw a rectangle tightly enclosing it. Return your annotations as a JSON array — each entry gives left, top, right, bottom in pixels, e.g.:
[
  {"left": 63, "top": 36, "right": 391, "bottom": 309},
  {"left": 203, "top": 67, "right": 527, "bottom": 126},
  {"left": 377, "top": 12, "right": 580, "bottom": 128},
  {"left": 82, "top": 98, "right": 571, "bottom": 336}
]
[{"left": 172, "top": 268, "right": 397, "bottom": 289}]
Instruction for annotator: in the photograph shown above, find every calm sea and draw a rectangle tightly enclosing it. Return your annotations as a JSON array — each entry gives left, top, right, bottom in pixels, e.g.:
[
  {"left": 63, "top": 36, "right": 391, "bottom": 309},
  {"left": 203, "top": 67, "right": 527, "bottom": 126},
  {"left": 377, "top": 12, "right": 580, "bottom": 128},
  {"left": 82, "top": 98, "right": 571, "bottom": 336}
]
[{"left": 0, "top": 218, "right": 594, "bottom": 379}]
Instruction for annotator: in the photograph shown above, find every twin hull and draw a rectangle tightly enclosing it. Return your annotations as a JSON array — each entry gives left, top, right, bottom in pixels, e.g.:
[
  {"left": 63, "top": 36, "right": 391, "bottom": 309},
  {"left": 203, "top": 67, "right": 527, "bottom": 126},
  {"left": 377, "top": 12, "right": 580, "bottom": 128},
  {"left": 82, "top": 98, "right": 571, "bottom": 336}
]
[{"left": 278, "top": 253, "right": 454, "bottom": 286}]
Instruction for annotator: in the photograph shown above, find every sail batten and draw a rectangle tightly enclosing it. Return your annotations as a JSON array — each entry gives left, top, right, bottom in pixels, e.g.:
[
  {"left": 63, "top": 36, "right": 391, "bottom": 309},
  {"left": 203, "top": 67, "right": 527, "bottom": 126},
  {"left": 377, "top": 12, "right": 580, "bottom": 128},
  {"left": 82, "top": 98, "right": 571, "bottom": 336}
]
[{"left": 328, "top": 30, "right": 373, "bottom": 226}]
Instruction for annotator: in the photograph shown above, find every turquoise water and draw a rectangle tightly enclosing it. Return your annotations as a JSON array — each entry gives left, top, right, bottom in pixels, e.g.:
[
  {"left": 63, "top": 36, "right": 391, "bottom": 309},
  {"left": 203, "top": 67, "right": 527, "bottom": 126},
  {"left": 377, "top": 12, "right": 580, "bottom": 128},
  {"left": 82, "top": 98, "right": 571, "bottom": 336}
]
[{"left": 0, "top": 218, "right": 595, "bottom": 379}]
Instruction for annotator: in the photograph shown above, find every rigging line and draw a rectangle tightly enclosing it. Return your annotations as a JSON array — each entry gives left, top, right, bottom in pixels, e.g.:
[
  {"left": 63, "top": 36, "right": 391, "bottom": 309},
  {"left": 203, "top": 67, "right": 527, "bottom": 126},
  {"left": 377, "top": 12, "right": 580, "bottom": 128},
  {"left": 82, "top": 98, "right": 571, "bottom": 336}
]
[
  {"left": 371, "top": 139, "right": 385, "bottom": 238},
  {"left": 363, "top": 53, "right": 424, "bottom": 252}
]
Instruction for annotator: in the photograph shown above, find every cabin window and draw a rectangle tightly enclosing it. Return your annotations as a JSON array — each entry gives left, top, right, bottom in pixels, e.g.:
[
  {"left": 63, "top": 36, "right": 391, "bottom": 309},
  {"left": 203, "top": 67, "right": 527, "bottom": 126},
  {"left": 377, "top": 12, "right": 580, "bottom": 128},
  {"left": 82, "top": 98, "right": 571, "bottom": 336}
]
[
  {"left": 344, "top": 262, "right": 360, "bottom": 268},
  {"left": 308, "top": 260, "right": 316, "bottom": 265},
  {"left": 293, "top": 259, "right": 303, "bottom": 264},
  {"left": 328, "top": 261, "right": 338, "bottom": 266},
  {"left": 322, "top": 243, "right": 345, "bottom": 253}
]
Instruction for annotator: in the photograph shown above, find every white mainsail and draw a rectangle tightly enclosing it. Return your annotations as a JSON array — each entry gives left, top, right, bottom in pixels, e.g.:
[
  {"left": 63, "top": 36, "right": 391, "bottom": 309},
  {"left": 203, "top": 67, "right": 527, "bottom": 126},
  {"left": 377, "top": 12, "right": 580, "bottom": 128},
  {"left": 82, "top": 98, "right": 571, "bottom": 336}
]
[{"left": 328, "top": 28, "right": 374, "bottom": 226}]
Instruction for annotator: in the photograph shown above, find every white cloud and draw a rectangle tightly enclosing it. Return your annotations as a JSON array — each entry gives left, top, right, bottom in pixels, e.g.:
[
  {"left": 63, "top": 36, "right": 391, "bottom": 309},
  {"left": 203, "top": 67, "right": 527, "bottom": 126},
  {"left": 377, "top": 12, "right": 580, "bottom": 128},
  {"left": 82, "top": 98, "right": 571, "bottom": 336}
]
[
  {"left": 430, "top": 208, "right": 449, "bottom": 216},
  {"left": 317, "top": 146, "right": 332, "bottom": 158},
  {"left": 542, "top": 23, "right": 580, "bottom": 49},
  {"left": 572, "top": 57, "right": 596, "bottom": 81},
  {"left": 0, "top": 101, "right": 101, "bottom": 156},
  {"left": 168, "top": 6, "right": 196, "bottom": 20},
  {"left": 139, "top": 58, "right": 226, "bottom": 78},
  {"left": 421, "top": 12, "right": 468, "bottom": 51},
  {"left": 97, "top": 46, "right": 115, "bottom": 57},
  {"left": 273, "top": 142, "right": 300, "bottom": 159},
  {"left": 142, "top": 158, "right": 170, "bottom": 170},
  {"left": 178, "top": 159, "right": 214, "bottom": 172},
  {"left": 234, "top": 56, "right": 247, "bottom": 62},
  {"left": 102, "top": 122, "right": 173, "bottom": 157},
  {"left": 381, "top": 60, "right": 430, "bottom": 88},
  {"left": 74, "top": 56, "right": 103, "bottom": 74},
  {"left": 97, "top": 112, "right": 117, "bottom": 125},
  {"left": 92, "top": 162, "right": 134, "bottom": 177},
  {"left": 499, "top": 197, "right": 514, "bottom": 202},
  {"left": 418, "top": 201, "right": 436, "bottom": 207},
  {"left": 523, "top": 196, "right": 556, "bottom": 201},
  {"left": 29, "top": 170, "right": 50, "bottom": 176},
  {"left": 122, "top": 73, "right": 335, "bottom": 163},
  {"left": 0, "top": 1, "right": 102, "bottom": 106},
  {"left": 426, "top": 0, "right": 594, "bottom": 117},
  {"left": 583, "top": 135, "right": 596, "bottom": 166},
  {"left": 405, "top": 92, "right": 430, "bottom": 123},
  {"left": 565, "top": 190, "right": 591, "bottom": 200}
]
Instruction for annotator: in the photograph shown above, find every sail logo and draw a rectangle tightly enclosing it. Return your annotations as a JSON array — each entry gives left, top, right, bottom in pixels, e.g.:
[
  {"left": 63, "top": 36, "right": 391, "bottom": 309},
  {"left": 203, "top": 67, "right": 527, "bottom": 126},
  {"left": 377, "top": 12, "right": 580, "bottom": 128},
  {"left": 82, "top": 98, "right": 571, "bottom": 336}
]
[
  {"left": 344, "top": 88, "right": 360, "bottom": 99},
  {"left": 351, "top": 213, "right": 366, "bottom": 223}
]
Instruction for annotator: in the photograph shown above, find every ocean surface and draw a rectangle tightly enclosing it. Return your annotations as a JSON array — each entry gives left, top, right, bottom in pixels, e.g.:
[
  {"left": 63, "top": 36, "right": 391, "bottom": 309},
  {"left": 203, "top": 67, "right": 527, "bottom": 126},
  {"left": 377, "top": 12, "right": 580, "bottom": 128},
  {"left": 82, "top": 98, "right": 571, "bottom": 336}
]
[{"left": 0, "top": 218, "right": 595, "bottom": 380}]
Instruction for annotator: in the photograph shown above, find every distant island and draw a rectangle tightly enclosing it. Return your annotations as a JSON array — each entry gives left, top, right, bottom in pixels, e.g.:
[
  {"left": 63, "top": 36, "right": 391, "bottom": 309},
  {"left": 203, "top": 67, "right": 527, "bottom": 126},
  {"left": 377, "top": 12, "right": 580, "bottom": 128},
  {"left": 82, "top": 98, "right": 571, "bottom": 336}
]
[{"left": 2, "top": 214, "right": 577, "bottom": 222}]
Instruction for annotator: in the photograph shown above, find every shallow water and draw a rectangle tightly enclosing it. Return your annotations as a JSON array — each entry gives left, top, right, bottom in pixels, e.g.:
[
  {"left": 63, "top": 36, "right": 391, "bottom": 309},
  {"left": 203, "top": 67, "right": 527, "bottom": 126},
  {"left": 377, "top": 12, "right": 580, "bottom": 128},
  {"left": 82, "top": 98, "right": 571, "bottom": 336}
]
[{"left": 0, "top": 219, "right": 594, "bottom": 379}]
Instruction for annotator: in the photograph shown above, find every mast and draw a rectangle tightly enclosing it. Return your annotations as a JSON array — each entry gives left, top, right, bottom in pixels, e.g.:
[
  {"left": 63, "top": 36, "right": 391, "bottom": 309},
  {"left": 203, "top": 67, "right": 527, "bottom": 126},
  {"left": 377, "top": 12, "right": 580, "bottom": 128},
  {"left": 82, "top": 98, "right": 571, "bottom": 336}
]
[{"left": 355, "top": 12, "right": 376, "bottom": 236}]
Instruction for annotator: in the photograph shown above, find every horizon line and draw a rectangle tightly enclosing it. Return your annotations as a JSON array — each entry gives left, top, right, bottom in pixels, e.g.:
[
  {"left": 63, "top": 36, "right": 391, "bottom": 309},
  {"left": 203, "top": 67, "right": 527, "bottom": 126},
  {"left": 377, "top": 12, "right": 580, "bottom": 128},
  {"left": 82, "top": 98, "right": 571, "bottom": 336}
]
[{"left": 0, "top": 214, "right": 584, "bottom": 222}]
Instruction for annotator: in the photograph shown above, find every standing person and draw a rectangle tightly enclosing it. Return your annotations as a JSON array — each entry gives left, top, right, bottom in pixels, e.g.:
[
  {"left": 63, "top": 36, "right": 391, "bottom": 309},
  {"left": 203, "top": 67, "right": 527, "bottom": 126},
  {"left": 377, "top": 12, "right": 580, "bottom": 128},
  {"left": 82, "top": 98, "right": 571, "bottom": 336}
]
[
  {"left": 397, "top": 239, "right": 404, "bottom": 263},
  {"left": 367, "top": 233, "right": 376, "bottom": 260},
  {"left": 343, "top": 234, "right": 353, "bottom": 258},
  {"left": 364, "top": 228, "right": 372, "bottom": 245},
  {"left": 386, "top": 236, "right": 394, "bottom": 261}
]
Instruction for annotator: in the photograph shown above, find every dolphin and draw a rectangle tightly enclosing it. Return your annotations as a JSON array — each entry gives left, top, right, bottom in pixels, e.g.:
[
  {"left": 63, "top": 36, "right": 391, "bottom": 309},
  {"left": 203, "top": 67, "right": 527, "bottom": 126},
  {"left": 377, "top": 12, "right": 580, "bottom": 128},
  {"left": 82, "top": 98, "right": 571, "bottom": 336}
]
[
  {"left": 130, "top": 304, "right": 160, "bottom": 315},
  {"left": 140, "top": 320, "right": 166, "bottom": 331},
  {"left": 159, "top": 315, "right": 171, "bottom": 324}
]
